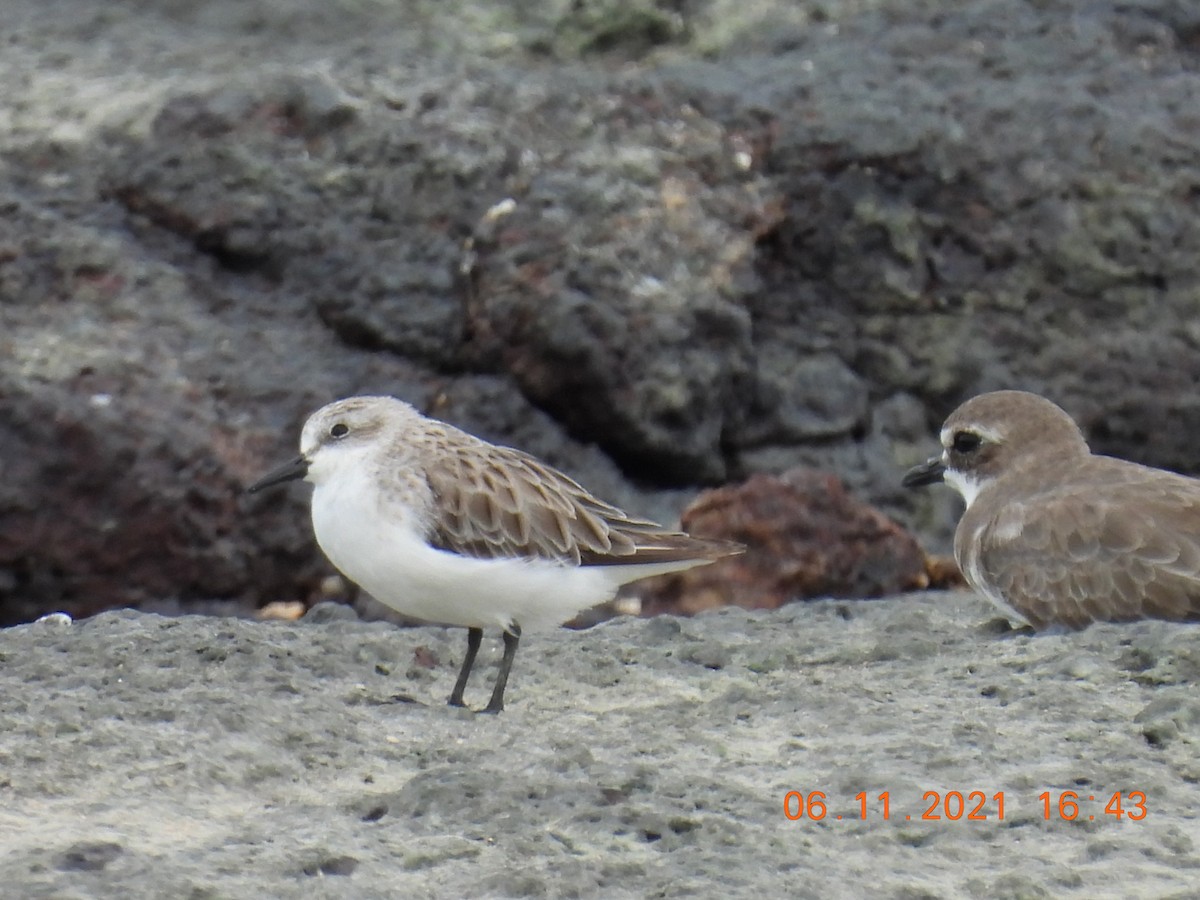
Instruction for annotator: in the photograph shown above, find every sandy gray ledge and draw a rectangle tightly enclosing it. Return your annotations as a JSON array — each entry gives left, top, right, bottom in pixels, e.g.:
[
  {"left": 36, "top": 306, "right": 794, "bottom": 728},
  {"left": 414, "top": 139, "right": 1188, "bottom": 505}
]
[{"left": 1, "top": 592, "right": 1199, "bottom": 899}]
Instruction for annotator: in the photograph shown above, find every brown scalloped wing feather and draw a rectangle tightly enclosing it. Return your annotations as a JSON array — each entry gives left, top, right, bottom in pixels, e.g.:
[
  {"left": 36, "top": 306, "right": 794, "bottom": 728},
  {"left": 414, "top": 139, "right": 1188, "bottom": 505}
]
[
  {"left": 969, "top": 463, "right": 1200, "bottom": 629},
  {"left": 423, "top": 434, "right": 740, "bottom": 566}
]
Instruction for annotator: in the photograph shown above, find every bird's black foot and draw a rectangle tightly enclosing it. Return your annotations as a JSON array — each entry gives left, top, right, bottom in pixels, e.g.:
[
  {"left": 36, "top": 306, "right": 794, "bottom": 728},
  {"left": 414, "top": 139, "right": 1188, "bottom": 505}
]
[
  {"left": 481, "top": 626, "right": 521, "bottom": 715},
  {"left": 445, "top": 625, "right": 521, "bottom": 714},
  {"left": 448, "top": 627, "right": 483, "bottom": 708}
]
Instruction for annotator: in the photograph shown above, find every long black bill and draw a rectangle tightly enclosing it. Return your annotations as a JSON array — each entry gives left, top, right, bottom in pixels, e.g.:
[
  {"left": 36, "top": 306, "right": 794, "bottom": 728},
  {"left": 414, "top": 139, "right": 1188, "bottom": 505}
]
[
  {"left": 902, "top": 456, "right": 946, "bottom": 488},
  {"left": 246, "top": 455, "right": 310, "bottom": 494}
]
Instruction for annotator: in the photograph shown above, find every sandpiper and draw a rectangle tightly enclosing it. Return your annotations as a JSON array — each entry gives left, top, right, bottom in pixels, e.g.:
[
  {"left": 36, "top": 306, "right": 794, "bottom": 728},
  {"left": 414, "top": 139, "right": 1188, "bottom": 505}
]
[{"left": 249, "top": 396, "right": 743, "bottom": 712}]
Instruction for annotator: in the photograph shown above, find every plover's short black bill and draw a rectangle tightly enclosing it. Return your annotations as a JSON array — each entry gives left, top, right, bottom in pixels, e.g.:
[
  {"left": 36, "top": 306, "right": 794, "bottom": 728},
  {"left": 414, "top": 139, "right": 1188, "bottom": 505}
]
[{"left": 249, "top": 396, "right": 743, "bottom": 713}]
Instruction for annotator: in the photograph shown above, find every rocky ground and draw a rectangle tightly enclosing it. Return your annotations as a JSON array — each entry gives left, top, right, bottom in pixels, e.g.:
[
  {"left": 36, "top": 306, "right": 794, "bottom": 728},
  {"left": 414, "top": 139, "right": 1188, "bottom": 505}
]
[
  {"left": 4, "top": 2, "right": 1200, "bottom": 895},
  {"left": 3, "top": 596, "right": 1200, "bottom": 898}
]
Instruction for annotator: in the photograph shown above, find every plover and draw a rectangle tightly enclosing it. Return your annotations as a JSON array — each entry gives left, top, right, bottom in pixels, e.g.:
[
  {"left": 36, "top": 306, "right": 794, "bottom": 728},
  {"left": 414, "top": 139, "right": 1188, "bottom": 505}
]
[
  {"left": 248, "top": 396, "right": 742, "bottom": 712},
  {"left": 903, "top": 390, "right": 1200, "bottom": 630}
]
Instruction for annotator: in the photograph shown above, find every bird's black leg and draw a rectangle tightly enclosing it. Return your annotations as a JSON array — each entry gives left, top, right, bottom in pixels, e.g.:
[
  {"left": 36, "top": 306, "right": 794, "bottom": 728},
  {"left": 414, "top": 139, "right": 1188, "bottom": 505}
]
[
  {"left": 449, "top": 627, "right": 482, "bottom": 708},
  {"left": 481, "top": 625, "right": 521, "bottom": 715}
]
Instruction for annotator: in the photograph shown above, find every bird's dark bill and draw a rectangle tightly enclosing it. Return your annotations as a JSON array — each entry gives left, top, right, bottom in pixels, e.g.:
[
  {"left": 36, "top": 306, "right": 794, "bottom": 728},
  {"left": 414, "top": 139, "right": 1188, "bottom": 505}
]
[
  {"left": 247, "top": 455, "right": 310, "bottom": 494},
  {"left": 902, "top": 456, "right": 946, "bottom": 488}
]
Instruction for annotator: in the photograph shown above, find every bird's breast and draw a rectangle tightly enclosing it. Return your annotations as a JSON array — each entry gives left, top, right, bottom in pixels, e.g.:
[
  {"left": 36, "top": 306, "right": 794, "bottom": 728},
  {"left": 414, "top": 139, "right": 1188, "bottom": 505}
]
[{"left": 309, "top": 474, "right": 424, "bottom": 584}]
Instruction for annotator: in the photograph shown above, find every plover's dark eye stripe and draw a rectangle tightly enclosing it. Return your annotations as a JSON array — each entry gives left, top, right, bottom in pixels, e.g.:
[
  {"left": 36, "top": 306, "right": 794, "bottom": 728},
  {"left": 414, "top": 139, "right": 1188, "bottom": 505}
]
[
  {"left": 330, "top": 423, "right": 349, "bottom": 438},
  {"left": 952, "top": 431, "right": 982, "bottom": 453}
]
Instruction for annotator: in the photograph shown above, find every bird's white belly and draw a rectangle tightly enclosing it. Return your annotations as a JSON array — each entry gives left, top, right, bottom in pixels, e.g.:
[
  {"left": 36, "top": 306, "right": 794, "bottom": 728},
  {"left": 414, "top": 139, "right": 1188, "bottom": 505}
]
[{"left": 309, "top": 481, "right": 620, "bottom": 631}]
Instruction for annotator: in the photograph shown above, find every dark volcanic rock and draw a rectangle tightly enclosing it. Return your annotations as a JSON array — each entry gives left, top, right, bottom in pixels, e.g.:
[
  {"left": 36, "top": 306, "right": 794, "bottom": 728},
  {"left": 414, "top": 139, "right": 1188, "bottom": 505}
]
[
  {"left": 109, "top": 71, "right": 764, "bottom": 483},
  {"left": 3, "top": 0, "right": 1200, "bottom": 620},
  {"left": 639, "top": 468, "right": 930, "bottom": 615}
]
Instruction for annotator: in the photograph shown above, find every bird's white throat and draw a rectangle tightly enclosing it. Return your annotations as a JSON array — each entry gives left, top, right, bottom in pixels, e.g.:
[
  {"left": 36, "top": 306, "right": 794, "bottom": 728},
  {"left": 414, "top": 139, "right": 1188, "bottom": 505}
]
[{"left": 944, "top": 468, "right": 985, "bottom": 509}]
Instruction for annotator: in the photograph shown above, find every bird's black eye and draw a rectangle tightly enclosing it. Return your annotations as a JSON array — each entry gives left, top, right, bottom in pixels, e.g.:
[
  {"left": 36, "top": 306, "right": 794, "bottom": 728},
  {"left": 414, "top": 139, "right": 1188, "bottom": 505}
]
[
  {"left": 952, "top": 430, "right": 982, "bottom": 453},
  {"left": 330, "top": 423, "right": 349, "bottom": 439}
]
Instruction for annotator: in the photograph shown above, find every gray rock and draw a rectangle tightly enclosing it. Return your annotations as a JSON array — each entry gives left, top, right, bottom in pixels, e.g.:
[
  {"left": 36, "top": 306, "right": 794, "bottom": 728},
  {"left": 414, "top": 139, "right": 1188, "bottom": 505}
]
[
  {"left": 3, "top": 0, "right": 1200, "bottom": 621},
  {"left": 0, "top": 597, "right": 1197, "bottom": 895}
]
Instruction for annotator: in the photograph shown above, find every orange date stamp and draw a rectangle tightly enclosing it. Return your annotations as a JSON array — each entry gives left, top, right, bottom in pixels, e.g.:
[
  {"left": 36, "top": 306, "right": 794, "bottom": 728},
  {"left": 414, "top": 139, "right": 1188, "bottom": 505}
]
[{"left": 782, "top": 790, "right": 1147, "bottom": 822}]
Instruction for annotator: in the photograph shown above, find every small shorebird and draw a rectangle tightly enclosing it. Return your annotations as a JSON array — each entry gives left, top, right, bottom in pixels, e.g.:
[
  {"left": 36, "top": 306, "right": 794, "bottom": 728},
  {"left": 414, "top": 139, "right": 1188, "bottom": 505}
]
[
  {"left": 903, "top": 389, "right": 1200, "bottom": 630},
  {"left": 249, "top": 396, "right": 742, "bottom": 712}
]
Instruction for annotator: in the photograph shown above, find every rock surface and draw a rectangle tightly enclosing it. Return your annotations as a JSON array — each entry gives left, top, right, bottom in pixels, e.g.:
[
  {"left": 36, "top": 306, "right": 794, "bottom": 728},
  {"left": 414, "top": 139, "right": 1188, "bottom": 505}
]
[
  {"left": 3, "top": 2, "right": 1200, "bottom": 616},
  {"left": 3, "top": 6, "right": 1197, "bottom": 893},
  {"left": 2, "top": 600, "right": 1199, "bottom": 897},
  {"left": 639, "top": 468, "right": 930, "bottom": 616}
]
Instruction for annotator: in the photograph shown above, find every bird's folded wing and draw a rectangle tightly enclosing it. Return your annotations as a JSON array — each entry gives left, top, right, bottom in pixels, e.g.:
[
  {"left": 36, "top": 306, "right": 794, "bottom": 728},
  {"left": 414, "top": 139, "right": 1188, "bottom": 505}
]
[
  {"left": 977, "top": 481, "right": 1200, "bottom": 629},
  {"left": 424, "top": 438, "right": 738, "bottom": 565}
]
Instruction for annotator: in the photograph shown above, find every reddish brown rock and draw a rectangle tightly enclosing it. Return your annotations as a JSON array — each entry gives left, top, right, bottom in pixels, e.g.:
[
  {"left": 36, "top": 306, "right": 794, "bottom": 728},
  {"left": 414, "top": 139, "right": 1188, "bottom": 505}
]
[
  {"left": 638, "top": 468, "right": 933, "bottom": 616},
  {"left": 925, "top": 554, "right": 968, "bottom": 591}
]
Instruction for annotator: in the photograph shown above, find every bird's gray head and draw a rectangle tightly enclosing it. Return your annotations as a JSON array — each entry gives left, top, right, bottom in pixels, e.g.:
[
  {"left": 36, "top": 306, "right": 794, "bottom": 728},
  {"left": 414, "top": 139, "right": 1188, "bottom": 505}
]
[
  {"left": 903, "top": 390, "right": 1090, "bottom": 508},
  {"left": 247, "top": 396, "right": 421, "bottom": 493}
]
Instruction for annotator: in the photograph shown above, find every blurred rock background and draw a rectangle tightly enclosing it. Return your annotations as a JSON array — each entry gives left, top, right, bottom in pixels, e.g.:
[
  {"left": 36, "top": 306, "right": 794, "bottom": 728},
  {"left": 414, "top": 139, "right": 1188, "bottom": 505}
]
[{"left": 2, "top": 0, "right": 1199, "bottom": 623}]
